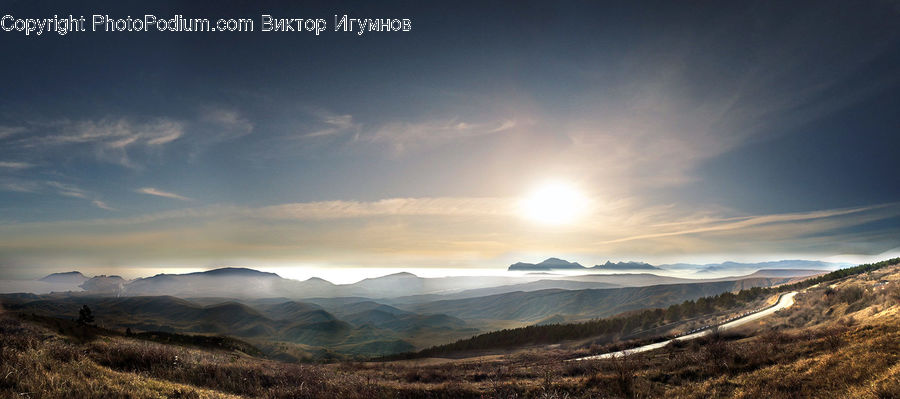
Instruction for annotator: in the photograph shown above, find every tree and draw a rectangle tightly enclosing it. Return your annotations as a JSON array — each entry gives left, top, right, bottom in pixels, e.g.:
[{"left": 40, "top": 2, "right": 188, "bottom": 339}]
[
  {"left": 665, "top": 305, "right": 681, "bottom": 322},
  {"left": 76, "top": 305, "right": 95, "bottom": 326}
]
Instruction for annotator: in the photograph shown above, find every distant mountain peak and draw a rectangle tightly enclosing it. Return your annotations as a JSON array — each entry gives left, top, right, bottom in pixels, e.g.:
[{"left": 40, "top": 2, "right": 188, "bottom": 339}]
[
  {"left": 382, "top": 272, "right": 419, "bottom": 278},
  {"left": 304, "top": 277, "right": 334, "bottom": 284},
  {"left": 188, "top": 267, "right": 282, "bottom": 278},
  {"left": 509, "top": 258, "right": 585, "bottom": 271},
  {"left": 539, "top": 257, "right": 580, "bottom": 266},
  {"left": 80, "top": 275, "right": 127, "bottom": 294},
  {"left": 38, "top": 271, "right": 88, "bottom": 284},
  {"left": 592, "top": 261, "right": 660, "bottom": 270}
]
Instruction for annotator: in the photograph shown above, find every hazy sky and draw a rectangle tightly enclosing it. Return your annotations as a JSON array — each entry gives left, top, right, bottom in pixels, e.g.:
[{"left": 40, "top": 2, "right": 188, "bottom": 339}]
[{"left": 2, "top": 1, "right": 900, "bottom": 278}]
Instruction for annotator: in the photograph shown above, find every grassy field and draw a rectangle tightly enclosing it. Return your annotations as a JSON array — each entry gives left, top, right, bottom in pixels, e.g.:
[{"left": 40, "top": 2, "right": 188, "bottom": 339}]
[{"left": 2, "top": 263, "right": 898, "bottom": 398}]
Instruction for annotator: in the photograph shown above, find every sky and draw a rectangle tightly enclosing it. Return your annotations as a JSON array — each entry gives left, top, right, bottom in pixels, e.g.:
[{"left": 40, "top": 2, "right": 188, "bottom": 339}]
[{"left": 1, "top": 1, "right": 900, "bottom": 279}]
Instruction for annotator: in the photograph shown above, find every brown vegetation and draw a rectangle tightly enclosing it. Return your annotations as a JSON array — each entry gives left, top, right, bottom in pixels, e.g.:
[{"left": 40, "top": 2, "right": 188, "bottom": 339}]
[{"left": 2, "top": 262, "right": 898, "bottom": 398}]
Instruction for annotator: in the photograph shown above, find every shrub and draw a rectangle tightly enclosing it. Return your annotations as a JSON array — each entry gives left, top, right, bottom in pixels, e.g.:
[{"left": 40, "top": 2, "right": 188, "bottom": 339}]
[{"left": 839, "top": 285, "right": 865, "bottom": 304}]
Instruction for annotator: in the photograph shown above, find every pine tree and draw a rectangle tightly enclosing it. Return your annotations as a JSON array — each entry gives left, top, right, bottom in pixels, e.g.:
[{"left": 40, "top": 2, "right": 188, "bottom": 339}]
[{"left": 76, "top": 305, "right": 95, "bottom": 326}]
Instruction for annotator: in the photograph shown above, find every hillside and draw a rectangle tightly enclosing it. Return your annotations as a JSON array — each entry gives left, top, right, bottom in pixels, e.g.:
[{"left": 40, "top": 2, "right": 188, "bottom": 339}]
[
  {"left": 396, "top": 277, "right": 790, "bottom": 322},
  {"left": 0, "top": 293, "right": 473, "bottom": 359},
  {"left": 0, "top": 270, "right": 800, "bottom": 359},
  {"left": 1, "top": 259, "right": 897, "bottom": 398}
]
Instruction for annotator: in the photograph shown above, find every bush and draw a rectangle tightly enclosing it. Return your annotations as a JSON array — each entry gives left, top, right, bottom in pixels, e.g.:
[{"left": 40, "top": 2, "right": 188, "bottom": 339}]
[{"left": 838, "top": 286, "right": 865, "bottom": 304}]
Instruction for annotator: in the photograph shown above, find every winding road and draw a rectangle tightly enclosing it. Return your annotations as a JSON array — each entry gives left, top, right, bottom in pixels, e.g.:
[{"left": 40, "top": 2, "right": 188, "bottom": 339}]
[{"left": 572, "top": 291, "right": 798, "bottom": 361}]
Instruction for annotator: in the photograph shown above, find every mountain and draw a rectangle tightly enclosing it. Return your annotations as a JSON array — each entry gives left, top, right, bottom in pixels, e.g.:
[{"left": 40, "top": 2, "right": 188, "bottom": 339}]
[
  {"left": 80, "top": 275, "right": 126, "bottom": 295},
  {"left": 85, "top": 268, "right": 538, "bottom": 299},
  {"left": 592, "top": 261, "right": 661, "bottom": 270},
  {"left": 38, "top": 271, "right": 88, "bottom": 284},
  {"left": 183, "top": 267, "right": 280, "bottom": 278},
  {"left": 508, "top": 258, "right": 586, "bottom": 271},
  {"left": 16, "top": 260, "right": 844, "bottom": 300},
  {"left": 340, "top": 274, "right": 555, "bottom": 298},
  {"left": 352, "top": 272, "right": 423, "bottom": 294},
  {"left": 741, "top": 269, "right": 827, "bottom": 278},
  {"left": 397, "top": 277, "right": 791, "bottom": 323},
  {"left": 123, "top": 267, "right": 334, "bottom": 298},
  {"left": 0, "top": 293, "right": 472, "bottom": 356},
  {"left": 343, "top": 309, "right": 466, "bottom": 332},
  {"left": 384, "top": 273, "right": 708, "bottom": 304},
  {"left": 660, "top": 260, "right": 847, "bottom": 274},
  {"left": 2, "top": 259, "right": 898, "bottom": 398},
  {"left": 255, "top": 300, "right": 325, "bottom": 320}
]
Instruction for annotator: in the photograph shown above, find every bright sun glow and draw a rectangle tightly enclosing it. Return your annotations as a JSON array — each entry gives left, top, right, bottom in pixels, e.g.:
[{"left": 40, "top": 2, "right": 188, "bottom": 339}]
[{"left": 519, "top": 181, "right": 590, "bottom": 225}]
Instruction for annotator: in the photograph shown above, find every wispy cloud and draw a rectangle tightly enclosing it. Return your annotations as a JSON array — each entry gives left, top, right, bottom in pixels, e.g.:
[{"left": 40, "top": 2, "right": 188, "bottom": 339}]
[
  {"left": 597, "top": 204, "right": 894, "bottom": 245},
  {"left": 366, "top": 118, "right": 517, "bottom": 154},
  {"left": 0, "top": 110, "right": 256, "bottom": 172},
  {"left": 302, "top": 112, "right": 359, "bottom": 138},
  {"left": 44, "top": 181, "right": 113, "bottom": 210},
  {"left": 0, "top": 126, "right": 26, "bottom": 140},
  {"left": 46, "top": 181, "right": 90, "bottom": 199},
  {"left": 91, "top": 200, "right": 116, "bottom": 211},
  {"left": 41, "top": 119, "right": 182, "bottom": 146},
  {"left": 256, "top": 197, "right": 514, "bottom": 220},
  {"left": 0, "top": 180, "right": 40, "bottom": 193},
  {"left": 199, "top": 108, "right": 254, "bottom": 141},
  {"left": 136, "top": 187, "right": 192, "bottom": 201},
  {"left": 1, "top": 179, "right": 114, "bottom": 211},
  {"left": 2, "top": 197, "right": 897, "bottom": 270},
  {"left": 0, "top": 161, "right": 33, "bottom": 169},
  {"left": 16, "top": 118, "right": 184, "bottom": 168}
]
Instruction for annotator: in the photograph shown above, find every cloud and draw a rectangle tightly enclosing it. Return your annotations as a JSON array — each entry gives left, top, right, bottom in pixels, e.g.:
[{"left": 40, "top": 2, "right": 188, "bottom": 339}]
[
  {"left": 46, "top": 181, "right": 90, "bottom": 199},
  {"left": 522, "top": 12, "right": 900, "bottom": 194},
  {"left": 0, "top": 126, "right": 26, "bottom": 140},
  {"left": 256, "top": 197, "right": 514, "bottom": 220},
  {"left": 0, "top": 161, "right": 33, "bottom": 169},
  {"left": 43, "top": 181, "right": 114, "bottom": 211},
  {"left": 91, "top": 200, "right": 116, "bottom": 211},
  {"left": 136, "top": 187, "right": 192, "bottom": 201},
  {"left": 15, "top": 118, "right": 184, "bottom": 168},
  {"left": 146, "top": 130, "right": 183, "bottom": 145},
  {"left": 170, "top": 108, "right": 255, "bottom": 161},
  {"left": 597, "top": 204, "right": 895, "bottom": 245},
  {"left": 1, "top": 196, "right": 898, "bottom": 271},
  {"left": 290, "top": 111, "right": 517, "bottom": 158},
  {"left": 0, "top": 110, "right": 255, "bottom": 171},
  {"left": 0, "top": 180, "right": 40, "bottom": 193},
  {"left": 302, "top": 112, "right": 359, "bottom": 138},
  {"left": 199, "top": 108, "right": 254, "bottom": 141},
  {"left": 42, "top": 119, "right": 183, "bottom": 147},
  {"left": 0, "top": 180, "right": 115, "bottom": 211},
  {"left": 366, "top": 118, "right": 517, "bottom": 154}
]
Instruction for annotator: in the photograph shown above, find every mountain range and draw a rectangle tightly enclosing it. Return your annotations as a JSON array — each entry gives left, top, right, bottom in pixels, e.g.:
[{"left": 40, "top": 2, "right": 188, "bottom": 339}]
[
  {"left": 508, "top": 258, "right": 661, "bottom": 271},
  {"left": 0, "top": 272, "right": 797, "bottom": 358},
  {"left": 0, "top": 261, "right": 833, "bottom": 358},
  {"left": 0, "top": 259, "right": 837, "bottom": 300},
  {"left": 508, "top": 258, "right": 586, "bottom": 270},
  {"left": 507, "top": 258, "right": 844, "bottom": 273}
]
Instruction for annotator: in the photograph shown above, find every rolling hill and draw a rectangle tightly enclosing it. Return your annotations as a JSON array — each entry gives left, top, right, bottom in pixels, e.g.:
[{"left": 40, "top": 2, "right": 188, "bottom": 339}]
[
  {"left": 0, "top": 293, "right": 471, "bottom": 357},
  {"left": 2, "top": 259, "right": 896, "bottom": 398},
  {"left": 396, "top": 277, "right": 791, "bottom": 323}
]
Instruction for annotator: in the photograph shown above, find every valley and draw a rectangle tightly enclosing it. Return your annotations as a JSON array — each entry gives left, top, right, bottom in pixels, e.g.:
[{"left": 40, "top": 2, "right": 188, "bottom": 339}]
[
  {"left": 0, "top": 259, "right": 824, "bottom": 360},
  {"left": 1, "top": 258, "right": 897, "bottom": 398}
]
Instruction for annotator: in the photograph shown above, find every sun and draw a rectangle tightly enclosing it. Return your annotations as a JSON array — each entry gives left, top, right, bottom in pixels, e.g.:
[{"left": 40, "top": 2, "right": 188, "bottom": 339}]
[{"left": 519, "top": 181, "right": 589, "bottom": 225}]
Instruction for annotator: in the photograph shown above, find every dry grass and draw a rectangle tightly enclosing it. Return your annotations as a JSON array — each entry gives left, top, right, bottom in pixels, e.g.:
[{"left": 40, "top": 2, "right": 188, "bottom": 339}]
[
  {"left": 0, "top": 318, "right": 237, "bottom": 399},
  {"left": 2, "top": 265, "right": 898, "bottom": 398}
]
